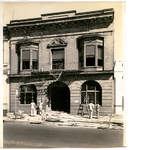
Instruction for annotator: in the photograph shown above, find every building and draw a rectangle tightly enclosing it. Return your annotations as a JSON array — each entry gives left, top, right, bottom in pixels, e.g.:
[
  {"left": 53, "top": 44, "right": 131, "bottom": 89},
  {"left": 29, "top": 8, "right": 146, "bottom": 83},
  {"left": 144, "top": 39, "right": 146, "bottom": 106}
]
[
  {"left": 3, "top": 30, "right": 10, "bottom": 116},
  {"left": 3, "top": 9, "right": 116, "bottom": 115}
]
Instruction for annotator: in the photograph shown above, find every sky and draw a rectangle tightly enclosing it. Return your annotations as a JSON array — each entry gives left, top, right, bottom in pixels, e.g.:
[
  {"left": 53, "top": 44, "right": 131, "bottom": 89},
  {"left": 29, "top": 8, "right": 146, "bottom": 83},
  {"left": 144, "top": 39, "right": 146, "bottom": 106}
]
[{"left": 2, "top": 1, "right": 125, "bottom": 60}]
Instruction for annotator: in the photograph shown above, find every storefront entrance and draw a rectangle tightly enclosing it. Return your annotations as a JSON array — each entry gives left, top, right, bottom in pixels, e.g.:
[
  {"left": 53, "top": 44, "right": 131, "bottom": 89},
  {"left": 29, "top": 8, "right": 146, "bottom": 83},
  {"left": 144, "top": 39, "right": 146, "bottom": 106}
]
[{"left": 48, "top": 82, "right": 70, "bottom": 113}]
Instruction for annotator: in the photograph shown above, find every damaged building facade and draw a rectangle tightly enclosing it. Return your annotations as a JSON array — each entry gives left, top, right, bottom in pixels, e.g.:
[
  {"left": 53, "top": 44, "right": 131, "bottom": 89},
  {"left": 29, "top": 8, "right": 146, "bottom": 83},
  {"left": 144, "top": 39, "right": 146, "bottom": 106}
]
[{"left": 3, "top": 9, "right": 115, "bottom": 115}]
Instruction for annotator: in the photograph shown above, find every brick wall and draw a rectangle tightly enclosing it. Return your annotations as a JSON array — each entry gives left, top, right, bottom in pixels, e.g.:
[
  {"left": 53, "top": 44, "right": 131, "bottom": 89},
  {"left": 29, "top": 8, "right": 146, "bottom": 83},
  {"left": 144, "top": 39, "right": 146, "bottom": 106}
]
[
  {"left": 10, "top": 31, "right": 114, "bottom": 74},
  {"left": 9, "top": 74, "right": 114, "bottom": 115}
]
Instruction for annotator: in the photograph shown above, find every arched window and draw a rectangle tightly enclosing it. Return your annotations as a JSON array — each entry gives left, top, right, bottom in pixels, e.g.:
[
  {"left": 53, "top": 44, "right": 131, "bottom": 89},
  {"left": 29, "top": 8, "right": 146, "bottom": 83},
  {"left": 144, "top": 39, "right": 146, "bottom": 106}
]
[
  {"left": 81, "top": 80, "right": 102, "bottom": 105},
  {"left": 20, "top": 84, "right": 37, "bottom": 104}
]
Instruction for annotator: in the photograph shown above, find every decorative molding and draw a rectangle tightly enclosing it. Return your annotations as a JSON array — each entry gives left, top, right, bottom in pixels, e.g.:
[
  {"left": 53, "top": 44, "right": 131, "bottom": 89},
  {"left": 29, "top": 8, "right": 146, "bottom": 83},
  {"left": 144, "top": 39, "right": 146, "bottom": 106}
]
[{"left": 47, "top": 38, "right": 67, "bottom": 48}]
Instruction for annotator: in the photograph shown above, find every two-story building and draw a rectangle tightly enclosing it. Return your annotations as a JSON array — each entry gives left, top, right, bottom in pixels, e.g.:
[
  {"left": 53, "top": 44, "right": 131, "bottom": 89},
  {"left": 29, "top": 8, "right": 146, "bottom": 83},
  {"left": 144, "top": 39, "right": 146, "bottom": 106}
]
[{"left": 3, "top": 9, "right": 115, "bottom": 115}]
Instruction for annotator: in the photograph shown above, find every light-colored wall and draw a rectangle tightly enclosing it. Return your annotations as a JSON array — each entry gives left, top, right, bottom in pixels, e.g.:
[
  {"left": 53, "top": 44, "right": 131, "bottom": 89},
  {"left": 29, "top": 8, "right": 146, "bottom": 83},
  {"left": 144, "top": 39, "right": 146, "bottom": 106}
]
[
  {"left": 10, "top": 31, "right": 114, "bottom": 73},
  {"left": 10, "top": 74, "right": 114, "bottom": 115},
  {"left": 114, "top": 60, "right": 124, "bottom": 114},
  {"left": 3, "top": 39, "right": 10, "bottom": 113}
]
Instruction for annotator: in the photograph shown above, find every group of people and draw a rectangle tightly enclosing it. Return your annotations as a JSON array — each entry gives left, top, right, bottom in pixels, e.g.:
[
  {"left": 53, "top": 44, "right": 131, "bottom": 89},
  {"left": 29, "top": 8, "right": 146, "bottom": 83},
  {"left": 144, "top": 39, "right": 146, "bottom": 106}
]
[
  {"left": 30, "top": 99, "right": 96, "bottom": 119},
  {"left": 30, "top": 100, "right": 46, "bottom": 117}
]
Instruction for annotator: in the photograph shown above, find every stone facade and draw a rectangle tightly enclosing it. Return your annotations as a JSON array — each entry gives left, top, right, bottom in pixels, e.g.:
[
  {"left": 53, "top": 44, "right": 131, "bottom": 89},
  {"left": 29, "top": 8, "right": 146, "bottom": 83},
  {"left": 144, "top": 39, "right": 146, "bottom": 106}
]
[{"left": 4, "top": 9, "right": 115, "bottom": 115}]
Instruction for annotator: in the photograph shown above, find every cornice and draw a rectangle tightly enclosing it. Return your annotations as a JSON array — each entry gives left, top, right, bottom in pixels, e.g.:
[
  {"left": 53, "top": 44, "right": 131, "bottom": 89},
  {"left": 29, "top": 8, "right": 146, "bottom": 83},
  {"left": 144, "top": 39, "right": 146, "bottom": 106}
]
[{"left": 4, "top": 9, "right": 114, "bottom": 33}]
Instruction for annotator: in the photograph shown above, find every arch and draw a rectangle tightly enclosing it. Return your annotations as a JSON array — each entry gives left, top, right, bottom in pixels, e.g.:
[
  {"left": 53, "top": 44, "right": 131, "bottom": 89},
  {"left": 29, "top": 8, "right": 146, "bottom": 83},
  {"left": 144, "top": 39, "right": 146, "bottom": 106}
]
[
  {"left": 81, "top": 80, "right": 102, "bottom": 105},
  {"left": 47, "top": 81, "right": 70, "bottom": 113},
  {"left": 19, "top": 84, "right": 37, "bottom": 104}
]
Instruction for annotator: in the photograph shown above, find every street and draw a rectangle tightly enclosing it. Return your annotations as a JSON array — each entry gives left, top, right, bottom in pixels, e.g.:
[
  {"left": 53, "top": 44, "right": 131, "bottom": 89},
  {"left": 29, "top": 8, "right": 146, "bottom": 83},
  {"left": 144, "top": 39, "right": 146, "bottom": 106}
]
[{"left": 3, "top": 122, "right": 124, "bottom": 148}]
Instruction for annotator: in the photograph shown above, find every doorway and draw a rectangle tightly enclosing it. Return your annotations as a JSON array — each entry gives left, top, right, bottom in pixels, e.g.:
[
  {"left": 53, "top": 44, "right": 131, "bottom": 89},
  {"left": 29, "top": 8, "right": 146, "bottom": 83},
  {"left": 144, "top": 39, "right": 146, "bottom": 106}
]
[{"left": 48, "top": 81, "right": 70, "bottom": 113}]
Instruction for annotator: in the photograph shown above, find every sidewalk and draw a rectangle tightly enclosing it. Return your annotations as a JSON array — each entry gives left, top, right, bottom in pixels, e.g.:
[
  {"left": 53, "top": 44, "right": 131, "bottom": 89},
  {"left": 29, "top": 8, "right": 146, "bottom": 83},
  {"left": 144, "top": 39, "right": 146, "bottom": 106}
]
[{"left": 3, "top": 111, "right": 124, "bottom": 130}]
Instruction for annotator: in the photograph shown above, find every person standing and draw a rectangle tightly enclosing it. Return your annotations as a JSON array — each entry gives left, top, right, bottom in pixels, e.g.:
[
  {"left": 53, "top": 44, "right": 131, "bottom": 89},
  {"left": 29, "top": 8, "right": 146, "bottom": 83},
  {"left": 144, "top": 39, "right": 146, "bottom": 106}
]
[
  {"left": 39, "top": 100, "right": 43, "bottom": 115},
  {"left": 30, "top": 100, "right": 36, "bottom": 117},
  {"left": 88, "top": 100, "right": 94, "bottom": 119}
]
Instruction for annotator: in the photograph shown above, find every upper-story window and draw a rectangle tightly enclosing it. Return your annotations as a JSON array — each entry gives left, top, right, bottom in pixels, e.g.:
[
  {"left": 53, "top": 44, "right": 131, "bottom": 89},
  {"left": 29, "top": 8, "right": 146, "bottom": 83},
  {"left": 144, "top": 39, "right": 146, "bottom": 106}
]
[
  {"left": 17, "top": 43, "right": 39, "bottom": 71},
  {"left": 52, "top": 48, "right": 64, "bottom": 69},
  {"left": 47, "top": 38, "right": 67, "bottom": 70},
  {"left": 77, "top": 34, "right": 104, "bottom": 70}
]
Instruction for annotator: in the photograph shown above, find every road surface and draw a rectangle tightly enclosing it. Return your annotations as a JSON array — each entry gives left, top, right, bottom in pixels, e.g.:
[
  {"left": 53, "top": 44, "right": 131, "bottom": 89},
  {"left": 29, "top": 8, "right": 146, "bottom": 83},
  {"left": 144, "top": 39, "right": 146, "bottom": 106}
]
[{"left": 3, "top": 122, "right": 124, "bottom": 148}]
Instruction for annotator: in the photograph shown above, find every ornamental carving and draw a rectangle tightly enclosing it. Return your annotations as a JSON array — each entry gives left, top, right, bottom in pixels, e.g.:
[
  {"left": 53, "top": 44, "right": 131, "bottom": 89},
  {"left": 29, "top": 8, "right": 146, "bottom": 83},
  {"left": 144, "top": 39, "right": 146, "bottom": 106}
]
[{"left": 47, "top": 38, "right": 67, "bottom": 48}]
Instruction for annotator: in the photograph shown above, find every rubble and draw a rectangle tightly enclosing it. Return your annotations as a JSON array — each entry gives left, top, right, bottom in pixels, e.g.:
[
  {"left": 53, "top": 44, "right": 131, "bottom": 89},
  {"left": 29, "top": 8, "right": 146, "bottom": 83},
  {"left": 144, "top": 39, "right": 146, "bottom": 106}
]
[{"left": 3, "top": 111, "right": 124, "bottom": 130}]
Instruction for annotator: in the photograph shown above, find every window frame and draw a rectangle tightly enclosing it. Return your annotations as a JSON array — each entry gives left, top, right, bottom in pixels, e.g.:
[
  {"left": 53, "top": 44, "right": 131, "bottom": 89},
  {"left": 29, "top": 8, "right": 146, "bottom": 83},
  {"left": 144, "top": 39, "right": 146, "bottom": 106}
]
[
  {"left": 49, "top": 47, "right": 65, "bottom": 70},
  {"left": 78, "top": 36, "right": 104, "bottom": 70},
  {"left": 19, "top": 85, "right": 37, "bottom": 105},
  {"left": 81, "top": 81, "right": 102, "bottom": 105},
  {"left": 19, "top": 44, "right": 39, "bottom": 71}
]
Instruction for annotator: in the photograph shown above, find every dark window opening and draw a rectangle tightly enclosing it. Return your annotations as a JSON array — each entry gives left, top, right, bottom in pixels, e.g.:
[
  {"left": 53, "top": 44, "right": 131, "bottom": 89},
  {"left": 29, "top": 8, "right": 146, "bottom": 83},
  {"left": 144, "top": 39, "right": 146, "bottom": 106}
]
[
  {"left": 23, "top": 61, "right": 30, "bottom": 69},
  {"left": 79, "top": 46, "right": 84, "bottom": 68},
  {"left": 52, "top": 49, "right": 64, "bottom": 70},
  {"left": 53, "top": 61, "right": 64, "bottom": 69},
  {"left": 77, "top": 37, "right": 104, "bottom": 69},
  {"left": 81, "top": 80, "right": 102, "bottom": 105},
  {"left": 20, "top": 93, "right": 25, "bottom": 104},
  {"left": 98, "top": 45, "right": 103, "bottom": 67},
  {"left": 86, "top": 45, "right": 95, "bottom": 66},
  {"left": 32, "top": 50, "right": 38, "bottom": 69},
  {"left": 20, "top": 85, "right": 37, "bottom": 104},
  {"left": 32, "top": 60, "right": 38, "bottom": 69}
]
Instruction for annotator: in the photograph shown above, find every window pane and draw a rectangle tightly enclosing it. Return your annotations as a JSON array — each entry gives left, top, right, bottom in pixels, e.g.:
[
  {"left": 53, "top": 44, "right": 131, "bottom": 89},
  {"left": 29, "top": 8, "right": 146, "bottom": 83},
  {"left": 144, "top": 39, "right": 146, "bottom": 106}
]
[
  {"left": 52, "top": 49, "right": 64, "bottom": 60},
  {"left": 33, "top": 93, "right": 37, "bottom": 104},
  {"left": 23, "top": 61, "right": 30, "bottom": 69},
  {"left": 88, "top": 84, "right": 95, "bottom": 90},
  {"left": 81, "top": 84, "right": 86, "bottom": 91},
  {"left": 21, "top": 86, "right": 25, "bottom": 92},
  {"left": 32, "top": 50, "right": 38, "bottom": 60},
  {"left": 81, "top": 92, "right": 86, "bottom": 104},
  {"left": 98, "top": 59, "right": 103, "bottom": 66},
  {"left": 53, "top": 61, "right": 64, "bottom": 69},
  {"left": 20, "top": 93, "right": 25, "bottom": 104},
  {"left": 86, "top": 45, "right": 95, "bottom": 66},
  {"left": 27, "top": 85, "right": 33, "bottom": 91},
  {"left": 22, "top": 50, "right": 30, "bottom": 59},
  {"left": 32, "top": 60, "right": 38, "bottom": 69},
  {"left": 79, "top": 47, "right": 84, "bottom": 68},
  {"left": 98, "top": 45, "right": 103, "bottom": 67},
  {"left": 86, "top": 45, "right": 95, "bottom": 56},
  {"left": 98, "top": 46, "right": 103, "bottom": 59},
  {"left": 96, "top": 92, "right": 102, "bottom": 105},
  {"left": 26, "top": 93, "right": 32, "bottom": 104},
  {"left": 88, "top": 92, "right": 95, "bottom": 104},
  {"left": 86, "top": 57, "right": 95, "bottom": 66},
  {"left": 96, "top": 92, "right": 100, "bottom": 104},
  {"left": 96, "top": 83, "right": 101, "bottom": 90}
]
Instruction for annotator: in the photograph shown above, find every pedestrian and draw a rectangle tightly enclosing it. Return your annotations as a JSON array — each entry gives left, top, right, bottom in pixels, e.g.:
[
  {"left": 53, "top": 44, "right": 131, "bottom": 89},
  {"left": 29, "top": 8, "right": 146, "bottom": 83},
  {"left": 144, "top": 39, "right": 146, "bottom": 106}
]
[
  {"left": 88, "top": 100, "right": 94, "bottom": 119},
  {"left": 39, "top": 100, "right": 43, "bottom": 115},
  {"left": 30, "top": 100, "right": 36, "bottom": 117}
]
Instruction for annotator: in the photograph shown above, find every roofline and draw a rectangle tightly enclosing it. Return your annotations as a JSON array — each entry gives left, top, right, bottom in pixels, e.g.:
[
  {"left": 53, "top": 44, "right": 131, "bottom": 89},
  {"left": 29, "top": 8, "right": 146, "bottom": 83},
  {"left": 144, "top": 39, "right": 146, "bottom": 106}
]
[
  {"left": 41, "top": 10, "right": 76, "bottom": 16},
  {"left": 6, "top": 8, "right": 114, "bottom": 27}
]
